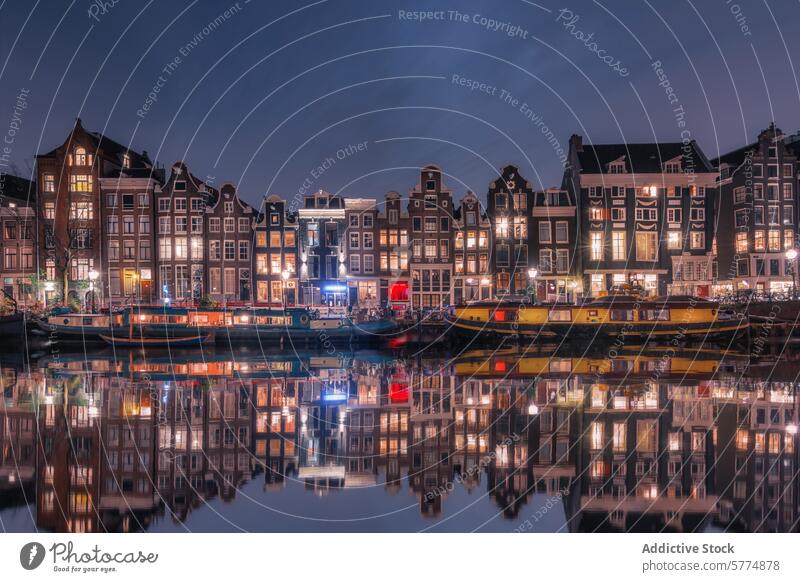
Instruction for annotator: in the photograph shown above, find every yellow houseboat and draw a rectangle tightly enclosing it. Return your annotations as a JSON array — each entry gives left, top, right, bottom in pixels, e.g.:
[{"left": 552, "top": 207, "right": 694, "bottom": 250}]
[{"left": 445, "top": 295, "right": 748, "bottom": 342}]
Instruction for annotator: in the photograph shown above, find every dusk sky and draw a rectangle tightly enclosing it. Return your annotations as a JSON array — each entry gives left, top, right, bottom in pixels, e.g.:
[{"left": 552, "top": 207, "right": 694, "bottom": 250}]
[{"left": 1, "top": 0, "right": 798, "bottom": 207}]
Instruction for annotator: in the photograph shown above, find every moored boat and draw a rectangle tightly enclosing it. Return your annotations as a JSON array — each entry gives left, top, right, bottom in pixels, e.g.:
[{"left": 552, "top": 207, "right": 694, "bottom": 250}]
[
  {"left": 34, "top": 312, "right": 125, "bottom": 345},
  {"left": 445, "top": 295, "right": 748, "bottom": 343},
  {"left": 99, "top": 332, "right": 213, "bottom": 348}
]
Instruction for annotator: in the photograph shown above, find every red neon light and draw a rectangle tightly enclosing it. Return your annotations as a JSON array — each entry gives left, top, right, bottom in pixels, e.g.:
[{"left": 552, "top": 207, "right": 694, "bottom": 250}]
[
  {"left": 389, "top": 383, "right": 409, "bottom": 403},
  {"left": 389, "top": 282, "right": 409, "bottom": 302}
]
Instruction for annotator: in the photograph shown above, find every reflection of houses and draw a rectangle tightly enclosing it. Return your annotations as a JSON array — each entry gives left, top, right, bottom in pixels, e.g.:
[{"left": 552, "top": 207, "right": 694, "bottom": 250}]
[
  {"left": 408, "top": 358, "right": 453, "bottom": 515},
  {"left": 99, "top": 382, "right": 158, "bottom": 532},
  {"left": 255, "top": 372, "right": 299, "bottom": 488},
  {"left": 36, "top": 373, "right": 102, "bottom": 533},
  {"left": 715, "top": 381, "right": 798, "bottom": 532},
  {"left": 343, "top": 362, "right": 381, "bottom": 487},
  {"left": 0, "top": 369, "right": 37, "bottom": 503},
  {"left": 377, "top": 361, "right": 410, "bottom": 493}
]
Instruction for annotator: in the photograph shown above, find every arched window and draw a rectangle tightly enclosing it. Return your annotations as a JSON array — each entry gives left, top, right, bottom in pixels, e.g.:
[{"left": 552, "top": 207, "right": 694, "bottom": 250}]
[{"left": 70, "top": 146, "right": 91, "bottom": 166}]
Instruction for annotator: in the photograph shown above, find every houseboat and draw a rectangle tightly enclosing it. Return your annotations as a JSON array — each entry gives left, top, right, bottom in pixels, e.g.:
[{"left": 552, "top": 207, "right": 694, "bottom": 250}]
[
  {"left": 445, "top": 295, "right": 748, "bottom": 343},
  {"left": 122, "top": 305, "right": 400, "bottom": 344},
  {"left": 34, "top": 312, "right": 125, "bottom": 345}
]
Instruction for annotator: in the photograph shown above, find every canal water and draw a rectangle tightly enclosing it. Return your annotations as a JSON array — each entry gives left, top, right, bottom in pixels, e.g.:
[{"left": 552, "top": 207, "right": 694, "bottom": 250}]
[{"left": 0, "top": 344, "right": 797, "bottom": 533}]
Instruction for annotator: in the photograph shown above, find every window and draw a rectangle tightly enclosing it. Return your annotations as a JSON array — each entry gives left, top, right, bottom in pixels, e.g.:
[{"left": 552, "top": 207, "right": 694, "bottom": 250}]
[
  {"left": 611, "top": 208, "right": 625, "bottom": 221},
  {"left": 538, "top": 222, "right": 551, "bottom": 243},
  {"left": 70, "top": 147, "right": 91, "bottom": 166},
  {"left": 108, "top": 240, "right": 119, "bottom": 260},
  {"left": 735, "top": 232, "right": 748, "bottom": 253},
  {"left": 158, "top": 198, "right": 170, "bottom": 212},
  {"left": 139, "top": 240, "right": 150, "bottom": 260},
  {"left": 191, "top": 237, "right": 203, "bottom": 260},
  {"left": 768, "top": 205, "right": 780, "bottom": 225},
  {"left": 350, "top": 255, "right": 360, "bottom": 273},
  {"left": 190, "top": 216, "right": 202, "bottom": 233},
  {"left": 158, "top": 216, "right": 170, "bottom": 234},
  {"left": 555, "top": 221, "right": 568, "bottom": 243},
  {"left": 174, "top": 180, "right": 186, "bottom": 192},
  {"left": 539, "top": 249, "right": 553, "bottom": 272},
  {"left": 734, "top": 187, "right": 747, "bottom": 204},
  {"left": 225, "top": 241, "right": 235, "bottom": 260},
  {"left": 424, "top": 216, "right": 437, "bottom": 233},
  {"left": 440, "top": 217, "right": 449, "bottom": 232},
  {"left": 754, "top": 230, "right": 765, "bottom": 251},
  {"left": 636, "top": 232, "right": 658, "bottom": 261},
  {"left": 107, "top": 215, "right": 119, "bottom": 234},
  {"left": 175, "top": 216, "right": 187, "bottom": 233},
  {"left": 556, "top": 249, "right": 569, "bottom": 273},
  {"left": 590, "top": 232, "right": 603, "bottom": 260},
  {"left": 589, "top": 207, "right": 604, "bottom": 221},
  {"left": 174, "top": 198, "right": 187, "bottom": 212},
  {"left": 690, "top": 231, "right": 705, "bottom": 250},
  {"left": 123, "top": 216, "right": 134, "bottom": 234},
  {"left": 209, "top": 241, "right": 221, "bottom": 260},
  {"left": 363, "top": 254, "right": 374, "bottom": 273},
  {"left": 608, "top": 161, "right": 626, "bottom": 173},
  {"left": 174, "top": 237, "right": 187, "bottom": 259},
  {"left": 349, "top": 231, "right": 360, "bottom": 249},
  {"left": 690, "top": 208, "right": 705, "bottom": 222},
  {"left": 224, "top": 218, "right": 234, "bottom": 233},
  {"left": 635, "top": 207, "right": 657, "bottom": 221},
  {"left": 349, "top": 214, "right": 359, "bottom": 228},
  {"left": 667, "top": 208, "right": 681, "bottom": 223},
  {"left": 138, "top": 215, "right": 150, "bottom": 234},
  {"left": 238, "top": 241, "right": 249, "bottom": 261},
  {"left": 439, "top": 239, "right": 449, "bottom": 259},
  {"left": 363, "top": 232, "right": 373, "bottom": 249},
  {"left": 121, "top": 193, "right": 134, "bottom": 209},
  {"left": 784, "top": 230, "right": 794, "bottom": 250},
  {"left": 783, "top": 206, "right": 794, "bottom": 225},
  {"left": 612, "top": 231, "right": 626, "bottom": 260},
  {"left": 190, "top": 198, "right": 203, "bottom": 212},
  {"left": 43, "top": 173, "right": 55, "bottom": 192},
  {"left": 284, "top": 230, "right": 296, "bottom": 247},
  {"left": 239, "top": 218, "right": 249, "bottom": 233},
  {"left": 69, "top": 201, "right": 93, "bottom": 220},
  {"left": 209, "top": 218, "right": 220, "bottom": 233},
  {"left": 588, "top": 186, "right": 600, "bottom": 198},
  {"left": 768, "top": 230, "right": 781, "bottom": 252},
  {"left": 123, "top": 239, "right": 135, "bottom": 259},
  {"left": 667, "top": 230, "right": 681, "bottom": 250},
  {"left": 44, "top": 202, "right": 55, "bottom": 220},
  {"left": 69, "top": 175, "right": 92, "bottom": 192},
  {"left": 159, "top": 238, "right": 172, "bottom": 260}
]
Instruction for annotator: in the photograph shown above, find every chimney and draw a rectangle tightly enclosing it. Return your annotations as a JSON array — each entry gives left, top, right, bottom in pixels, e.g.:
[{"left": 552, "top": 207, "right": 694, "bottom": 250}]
[{"left": 570, "top": 134, "right": 583, "bottom": 152}]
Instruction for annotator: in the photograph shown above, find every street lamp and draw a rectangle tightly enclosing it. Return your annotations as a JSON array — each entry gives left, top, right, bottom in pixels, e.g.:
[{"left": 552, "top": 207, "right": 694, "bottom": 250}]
[
  {"left": 281, "top": 270, "right": 290, "bottom": 306},
  {"left": 43, "top": 281, "right": 55, "bottom": 311},
  {"left": 786, "top": 249, "right": 798, "bottom": 299},
  {"left": 527, "top": 268, "right": 538, "bottom": 304},
  {"left": 88, "top": 269, "right": 99, "bottom": 313}
]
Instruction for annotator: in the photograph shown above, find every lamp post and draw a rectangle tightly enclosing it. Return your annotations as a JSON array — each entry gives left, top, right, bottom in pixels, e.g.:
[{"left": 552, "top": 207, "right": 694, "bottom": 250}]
[
  {"left": 88, "top": 269, "right": 99, "bottom": 313},
  {"left": 527, "top": 268, "right": 538, "bottom": 304},
  {"left": 43, "top": 281, "right": 55, "bottom": 311},
  {"left": 281, "top": 270, "right": 290, "bottom": 307},
  {"left": 786, "top": 249, "right": 798, "bottom": 299}
]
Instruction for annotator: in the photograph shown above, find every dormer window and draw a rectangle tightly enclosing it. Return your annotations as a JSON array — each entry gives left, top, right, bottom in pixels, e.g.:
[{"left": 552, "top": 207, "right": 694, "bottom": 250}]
[
  {"left": 122, "top": 153, "right": 131, "bottom": 168},
  {"left": 608, "top": 161, "right": 626, "bottom": 174},
  {"left": 425, "top": 180, "right": 436, "bottom": 191},
  {"left": 174, "top": 180, "right": 186, "bottom": 192},
  {"left": 70, "top": 147, "right": 91, "bottom": 166}
]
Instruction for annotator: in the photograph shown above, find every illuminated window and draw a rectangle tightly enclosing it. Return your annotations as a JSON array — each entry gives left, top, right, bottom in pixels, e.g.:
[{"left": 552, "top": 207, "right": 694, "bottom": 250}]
[
  {"left": 667, "top": 231, "right": 681, "bottom": 250},
  {"left": 612, "top": 231, "right": 626, "bottom": 261},
  {"left": 69, "top": 174, "right": 92, "bottom": 192}
]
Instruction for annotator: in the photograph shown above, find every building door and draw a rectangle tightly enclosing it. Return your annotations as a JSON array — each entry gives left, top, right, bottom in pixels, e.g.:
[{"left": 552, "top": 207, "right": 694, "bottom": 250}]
[{"left": 140, "top": 279, "right": 152, "bottom": 302}]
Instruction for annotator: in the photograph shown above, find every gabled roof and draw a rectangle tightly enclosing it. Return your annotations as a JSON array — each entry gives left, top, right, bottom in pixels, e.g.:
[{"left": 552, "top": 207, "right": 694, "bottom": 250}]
[
  {"left": 576, "top": 142, "right": 715, "bottom": 174},
  {"left": 39, "top": 119, "right": 152, "bottom": 169},
  {"left": 709, "top": 143, "right": 757, "bottom": 168}
]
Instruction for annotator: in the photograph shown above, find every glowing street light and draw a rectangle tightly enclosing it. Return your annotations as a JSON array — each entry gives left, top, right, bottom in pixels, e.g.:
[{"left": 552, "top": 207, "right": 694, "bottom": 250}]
[{"left": 786, "top": 249, "right": 798, "bottom": 298}]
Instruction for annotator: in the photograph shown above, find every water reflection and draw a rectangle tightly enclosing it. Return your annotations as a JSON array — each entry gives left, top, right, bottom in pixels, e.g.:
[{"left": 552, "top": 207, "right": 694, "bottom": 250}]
[{"left": 1, "top": 347, "right": 798, "bottom": 532}]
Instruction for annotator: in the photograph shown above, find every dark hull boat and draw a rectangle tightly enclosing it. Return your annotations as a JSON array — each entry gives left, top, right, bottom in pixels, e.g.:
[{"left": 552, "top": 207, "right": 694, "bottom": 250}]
[
  {"left": 0, "top": 312, "right": 27, "bottom": 341},
  {"left": 99, "top": 332, "right": 213, "bottom": 348}
]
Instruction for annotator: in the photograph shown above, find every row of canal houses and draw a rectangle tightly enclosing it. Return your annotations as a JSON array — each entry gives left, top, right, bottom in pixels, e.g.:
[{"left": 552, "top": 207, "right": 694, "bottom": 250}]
[{"left": 3, "top": 119, "right": 800, "bottom": 309}]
